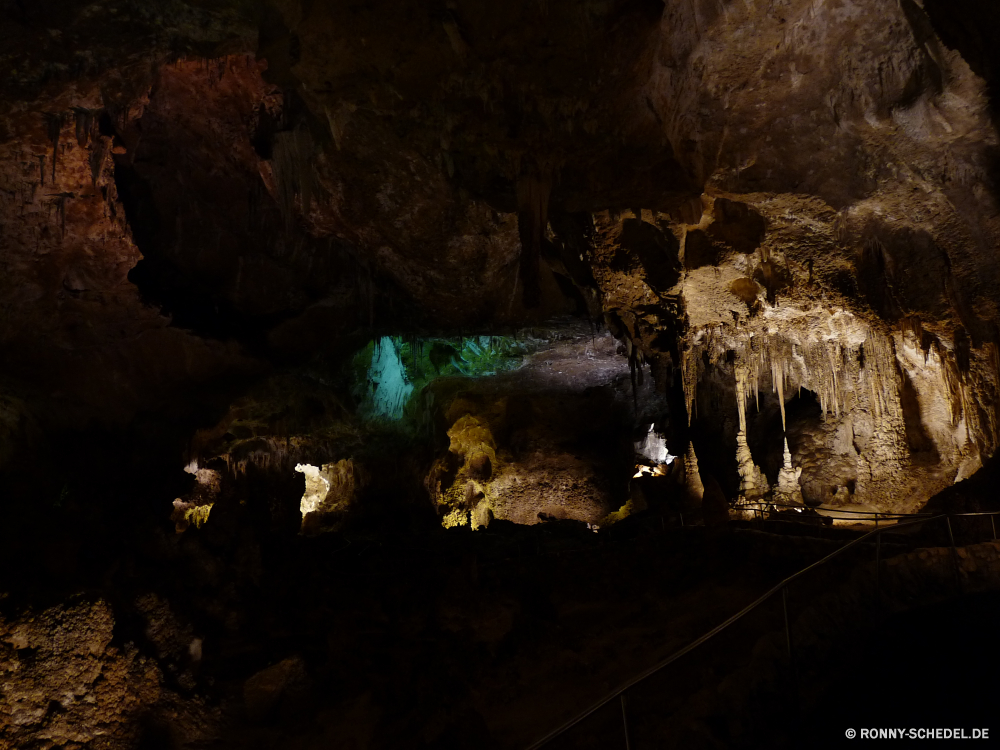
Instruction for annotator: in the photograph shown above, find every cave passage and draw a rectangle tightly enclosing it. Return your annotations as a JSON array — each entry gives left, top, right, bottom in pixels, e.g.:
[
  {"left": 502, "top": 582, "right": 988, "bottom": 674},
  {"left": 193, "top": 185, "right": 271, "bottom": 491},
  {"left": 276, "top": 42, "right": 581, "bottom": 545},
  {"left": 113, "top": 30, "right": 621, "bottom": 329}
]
[{"left": 6, "top": 1, "right": 1000, "bottom": 748}]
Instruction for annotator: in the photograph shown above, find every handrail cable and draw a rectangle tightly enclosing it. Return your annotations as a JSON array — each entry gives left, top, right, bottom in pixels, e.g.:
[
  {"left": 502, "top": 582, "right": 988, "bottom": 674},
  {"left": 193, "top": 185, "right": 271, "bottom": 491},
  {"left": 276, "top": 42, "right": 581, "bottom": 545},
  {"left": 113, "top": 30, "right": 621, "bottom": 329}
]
[
  {"left": 755, "top": 501, "right": 932, "bottom": 517},
  {"left": 524, "top": 511, "right": 999, "bottom": 750}
]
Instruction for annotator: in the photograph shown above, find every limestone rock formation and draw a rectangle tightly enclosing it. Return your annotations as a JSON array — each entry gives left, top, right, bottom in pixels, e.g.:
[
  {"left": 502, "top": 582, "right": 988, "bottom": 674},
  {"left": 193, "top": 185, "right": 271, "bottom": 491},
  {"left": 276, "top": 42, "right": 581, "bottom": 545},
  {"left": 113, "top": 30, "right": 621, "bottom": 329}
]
[
  {"left": 294, "top": 459, "right": 364, "bottom": 535},
  {"left": 2, "top": 0, "right": 998, "bottom": 519},
  {"left": 0, "top": 600, "right": 161, "bottom": 748},
  {"left": 684, "top": 441, "right": 705, "bottom": 509},
  {"left": 774, "top": 439, "right": 805, "bottom": 507},
  {"left": 171, "top": 463, "right": 222, "bottom": 533},
  {"left": 6, "top": 0, "right": 1000, "bottom": 746},
  {"left": 735, "top": 429, "right": 771, "bottom": 504},
  {"left": 243, "top": 656, "right": 309, "bottom": 721},
  {"left": 423, "top": 351, "right": 640, "bottom": 528},
  {"left": 427, "top": 409, "right": 616, "bottom": 528}
]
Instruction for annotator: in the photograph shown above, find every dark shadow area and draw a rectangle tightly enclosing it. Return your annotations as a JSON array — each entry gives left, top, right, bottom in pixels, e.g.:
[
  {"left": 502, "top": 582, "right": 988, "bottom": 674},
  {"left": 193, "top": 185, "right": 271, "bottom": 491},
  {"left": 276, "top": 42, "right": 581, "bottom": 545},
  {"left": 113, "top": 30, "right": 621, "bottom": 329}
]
[
  {"left": 921, "top": 0, "right": 1000, "bottom": 209},
  {"left": 922, "top": 0, "right": 1000, "bottom": 120},
  {"left": 615, "top": 218, "right": 682, "bottom": 294},
  {"left": 803, "top": 590, "right": 1000, "bottom": 747},
  {"left": 749, "top": 386, "right": 822, "bottom": 487},
  {"left": 899, "top": 370, "right": 939, "bottom": 459},
  {"left": 117, "top": 157, "right": 293, "bottom": 348}
]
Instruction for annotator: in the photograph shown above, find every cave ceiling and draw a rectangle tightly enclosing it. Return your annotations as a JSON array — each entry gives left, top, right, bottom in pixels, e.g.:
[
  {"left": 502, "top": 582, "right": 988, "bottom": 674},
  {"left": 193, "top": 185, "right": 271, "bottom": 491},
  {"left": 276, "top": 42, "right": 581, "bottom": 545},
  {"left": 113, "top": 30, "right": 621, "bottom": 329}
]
[
  {"left": 10, "top": 4, "right": 1000, "bottom": 748},
  {"left": 2, "top": 0, "right": 1000, "bottom": 509}
]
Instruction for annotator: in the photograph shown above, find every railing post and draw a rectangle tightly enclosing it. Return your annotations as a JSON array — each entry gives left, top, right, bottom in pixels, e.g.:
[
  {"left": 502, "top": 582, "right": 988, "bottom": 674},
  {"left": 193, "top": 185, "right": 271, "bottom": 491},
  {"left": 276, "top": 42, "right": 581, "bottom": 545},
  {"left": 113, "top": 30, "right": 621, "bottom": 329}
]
[
  {"left": 875, "top": 531, "right": 881, "bottom": 609},
  {"left": 620, "top": 692, "right": 632, "bottom": 750},
  {"left": 782, "top": 584, "right": 800, "bottom": 723},
  {"left": 782, "top": 586, "right": 793, "bottom": 661},
  {"left": 945, "top": 515, "right": 962, "bottom": 593}
]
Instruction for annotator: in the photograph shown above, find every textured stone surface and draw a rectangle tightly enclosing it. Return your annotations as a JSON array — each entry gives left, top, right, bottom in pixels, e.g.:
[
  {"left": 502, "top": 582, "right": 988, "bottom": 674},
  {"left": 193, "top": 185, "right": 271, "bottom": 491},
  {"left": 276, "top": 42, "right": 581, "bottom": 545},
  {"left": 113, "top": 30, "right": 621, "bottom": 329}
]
[
  {"left": 2, "top": 0, "right": 1000, "bottom": 515},
  {"left": 4, "top": 1, "right": 1000, "bottom": 747},
  {"left": 294, "top": 458, "right": 364, "bottom": 535},
  {"left": 0, "top": 599, "right": 161, "bottom": 749}
]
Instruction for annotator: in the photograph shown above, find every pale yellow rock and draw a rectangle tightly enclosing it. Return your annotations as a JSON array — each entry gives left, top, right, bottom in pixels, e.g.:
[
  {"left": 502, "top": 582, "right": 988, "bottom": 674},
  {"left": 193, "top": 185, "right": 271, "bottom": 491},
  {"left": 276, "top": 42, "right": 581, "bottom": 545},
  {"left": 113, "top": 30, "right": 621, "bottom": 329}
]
[{"left": 774, "top": 439, "right": 804, "bottom": 506}]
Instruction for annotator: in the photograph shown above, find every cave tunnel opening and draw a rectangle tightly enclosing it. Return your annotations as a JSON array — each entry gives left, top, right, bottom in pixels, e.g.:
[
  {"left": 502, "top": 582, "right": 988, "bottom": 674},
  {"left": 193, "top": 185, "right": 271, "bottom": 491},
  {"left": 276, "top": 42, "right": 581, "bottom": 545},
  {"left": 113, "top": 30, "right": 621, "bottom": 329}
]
[
  {"left": 11, "top": 3, "right": 1000, "bottom": 747},
  {"left": 899, "top": 369, "right": 940, "bottom": 462},
  {"left": 749, "top": 385, "right": 823, "bottom": 488},
  {"left": 687, "top": 379, "right": 741, "bottom": 500},
  {"left": 328, "top": 322, "right": 661, "bottom": 530},
  {"left": 109, "top": 63, "right": 315, "bottom": 349},
  {"left": 686, "top": 382, "right": 825, "bottom": 503},
  {"left": 118, "top": 158, "right": 291, "bottom": 346}
]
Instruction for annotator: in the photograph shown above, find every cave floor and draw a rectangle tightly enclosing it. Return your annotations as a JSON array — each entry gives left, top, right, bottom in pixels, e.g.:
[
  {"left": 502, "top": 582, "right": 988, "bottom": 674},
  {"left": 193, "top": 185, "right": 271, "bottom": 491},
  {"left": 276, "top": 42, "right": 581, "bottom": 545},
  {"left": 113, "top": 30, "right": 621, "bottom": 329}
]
[{"left": 166, "top": 518, "right": 924, "bottom": 749}]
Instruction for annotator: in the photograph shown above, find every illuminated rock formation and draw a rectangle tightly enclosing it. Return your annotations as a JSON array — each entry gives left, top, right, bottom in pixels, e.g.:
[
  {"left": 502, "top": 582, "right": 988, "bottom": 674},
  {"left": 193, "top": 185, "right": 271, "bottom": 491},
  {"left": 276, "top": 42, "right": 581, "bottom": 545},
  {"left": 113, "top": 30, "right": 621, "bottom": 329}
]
[
  {"left": 735, "top": 429, "right": 771, "bottom": 504},
  {"left": 684, "top": 441, "right": 705, "bottom": 506},
  {"left": 734, "top": 366, "right": 770, "bottom": 504},
  {"left": 294, "top": 459, "right": 364, "bottom": 535},
  {"left": 0, "top": 600, "right": 165, "bottom": 748},
  {"left": 774, "top": 439, "right": 805, "bottom": 507},
  {"left": 170, "top": 463, "right": 221, "bottom": 533},
  {"left": 5, "top": 0, "right": 1000, "bottom": 745}
]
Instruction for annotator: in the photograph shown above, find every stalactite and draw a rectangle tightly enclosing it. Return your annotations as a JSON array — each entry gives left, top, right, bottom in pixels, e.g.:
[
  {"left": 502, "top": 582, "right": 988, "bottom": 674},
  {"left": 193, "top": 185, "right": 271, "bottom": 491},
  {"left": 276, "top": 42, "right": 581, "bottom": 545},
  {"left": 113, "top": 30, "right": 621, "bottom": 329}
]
[
  {"left": 271, "top": 126, "right": 316, "bottom": 228},
  {"left": 861, "top": 329, "right": 900, "bottom": 423},
  {"left": 515, "top": 171, "right": 552, "bottom": 308},
  {"left": 730, "top": 355, "right": 767, "bottom": 502},
  {"left": 939, "top": 337, "right": 1000, "bottom": 452},
  {"left": 735, "top": 363, "right": 749, "bottom": 434},
  {"left": 629, "top": 351, "right": 638, "bottom": 408},
  {"left": 681, "top": 345, "right": 698, "bottom": 425},
  {"left": 89, "top": 139, "right": 108, "bottom": 188},
  {"left": 48, "top": 193, "right": 71, "bottom": 240},
  {"left": 43, "top": 112, "right": 65, "bottom": 183},
  {"left": 772, "top": 354, "right": 786, "bottom": 431},
  {"left": 71, "top": 107, "right": 95, "bottom": 147},
  {"left": 678, "top": 307, "right": 937, "bottom": 508}
]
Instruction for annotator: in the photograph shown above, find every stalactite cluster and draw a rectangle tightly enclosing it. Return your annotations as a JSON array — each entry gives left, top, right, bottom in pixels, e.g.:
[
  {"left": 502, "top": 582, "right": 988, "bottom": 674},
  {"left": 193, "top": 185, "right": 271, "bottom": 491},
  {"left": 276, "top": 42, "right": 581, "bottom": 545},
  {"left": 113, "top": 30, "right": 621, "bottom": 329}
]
[
  {"left": 270, "top": 125, "right": 317, "bottom": 228},
  {"left": 672, "top": 314, "right": 998, "bottom": 511}
]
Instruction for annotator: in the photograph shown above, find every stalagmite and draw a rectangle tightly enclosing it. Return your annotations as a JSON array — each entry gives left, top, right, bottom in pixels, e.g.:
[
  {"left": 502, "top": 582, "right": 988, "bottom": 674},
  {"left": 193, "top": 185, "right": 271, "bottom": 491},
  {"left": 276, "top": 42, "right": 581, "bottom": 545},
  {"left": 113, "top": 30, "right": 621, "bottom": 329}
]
[
  {"left": 735, "top": 429, "right": 769, "bottom": 502},
  {"left": 684, "top": 441, "right": 705, "bottom": 503},
  {"left": 516, "top": 171, "right": 552, "bottom": 308},
  {"left": 735, "top": 365, "right": 749, "bottom": 434},
  {"left": 774, "top": 438, "right": 804, "bottom": 505},
  {"left": 734, "top": 363, "right": 769, "bottom": 502},
  {"left": 673, "top": 314, "right": 931, "bottom": 509}
]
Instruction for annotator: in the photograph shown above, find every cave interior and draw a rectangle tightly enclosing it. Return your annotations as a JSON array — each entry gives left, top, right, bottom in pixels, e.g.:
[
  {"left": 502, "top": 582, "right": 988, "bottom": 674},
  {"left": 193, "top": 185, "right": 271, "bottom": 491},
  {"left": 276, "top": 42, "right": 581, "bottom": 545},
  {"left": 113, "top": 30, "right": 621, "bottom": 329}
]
[{"left": 3, "top": 1, "right": 1000, "bottom": 748}]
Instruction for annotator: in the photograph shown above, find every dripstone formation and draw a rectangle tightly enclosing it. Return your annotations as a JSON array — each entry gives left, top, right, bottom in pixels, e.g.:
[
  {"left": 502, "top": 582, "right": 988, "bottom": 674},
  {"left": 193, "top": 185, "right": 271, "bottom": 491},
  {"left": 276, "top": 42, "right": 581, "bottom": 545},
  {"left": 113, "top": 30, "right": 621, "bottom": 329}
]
[{"left": 4, "top": 1, "right": 1000, "bottom": 748}]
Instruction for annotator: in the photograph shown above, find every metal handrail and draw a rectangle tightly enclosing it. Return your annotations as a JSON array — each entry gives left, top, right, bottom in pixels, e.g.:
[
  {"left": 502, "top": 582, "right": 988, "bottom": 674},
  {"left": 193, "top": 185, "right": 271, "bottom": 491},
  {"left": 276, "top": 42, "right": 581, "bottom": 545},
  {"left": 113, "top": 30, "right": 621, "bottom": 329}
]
[
  {"left": 753, "top": 501, "right": 933, "bottom": 517},
  {"left": 524, "top": 510, "right": 1000, "bottom": 750}
]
